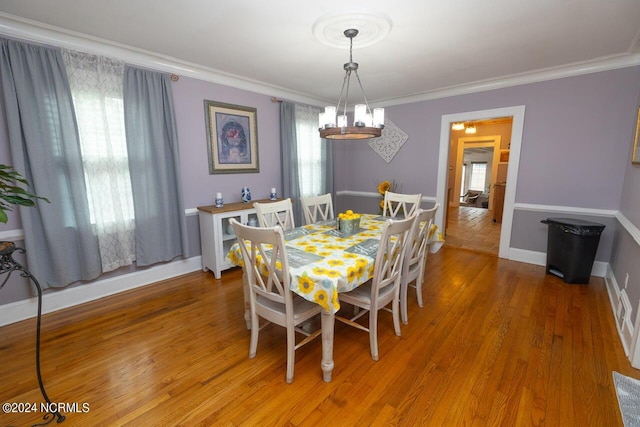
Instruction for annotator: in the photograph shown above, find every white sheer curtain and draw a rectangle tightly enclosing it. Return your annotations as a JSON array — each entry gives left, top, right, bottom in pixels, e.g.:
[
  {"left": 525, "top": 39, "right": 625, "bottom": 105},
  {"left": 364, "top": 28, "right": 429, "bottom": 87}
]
[
  {"left": 62, "top": 50, "right": 135, "bottom": 272},
  {"left": 294, "top": 104, "right": 323, "bottom": 197}
]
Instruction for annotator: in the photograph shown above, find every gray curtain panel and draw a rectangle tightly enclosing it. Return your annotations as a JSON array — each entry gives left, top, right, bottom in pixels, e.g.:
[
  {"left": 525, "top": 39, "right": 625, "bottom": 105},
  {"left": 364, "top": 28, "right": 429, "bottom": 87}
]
[
  {"left": 123, "top": 65, "right": 187, "bottom": 266},
  {"left": 321, "top": 125, "right": 334, "bottom": 202},
  {"left": 280, "top": 101, "right": 334, "bottom": 225},
  {"left": 280, "top": 101, "right": 304, "bottom": 225},
  {"left": 0, "top": 38, "right": 102, "bottom": 288}
]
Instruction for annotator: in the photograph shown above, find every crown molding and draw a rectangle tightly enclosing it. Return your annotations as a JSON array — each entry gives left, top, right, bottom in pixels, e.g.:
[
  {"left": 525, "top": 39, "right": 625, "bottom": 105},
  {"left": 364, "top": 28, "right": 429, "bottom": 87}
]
[
  {"left": 1, "top": 12, "right": 638, "bottom": 109},
  {"left": 0, "top": 12, "right": 327, "bottom": 107},
  {"left": 379, "top": 53, "right": 640, "bottom": 107}
]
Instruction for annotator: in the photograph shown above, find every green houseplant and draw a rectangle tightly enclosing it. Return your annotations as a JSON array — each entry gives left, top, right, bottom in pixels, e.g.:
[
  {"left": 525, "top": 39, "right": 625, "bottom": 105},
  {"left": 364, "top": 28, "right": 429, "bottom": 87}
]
[{"left": 0, "top": 164, "right": 49, "bottom": 223}]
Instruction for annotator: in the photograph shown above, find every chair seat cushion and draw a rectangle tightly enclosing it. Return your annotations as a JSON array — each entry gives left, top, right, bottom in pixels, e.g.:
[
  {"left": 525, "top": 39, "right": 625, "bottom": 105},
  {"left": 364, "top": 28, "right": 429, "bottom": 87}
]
[
  {"left": 257, "top": 294, "right": 322, "bottom": 321},
  {"left": 339, "top": 279, "right": 395, "bottom": 306}
]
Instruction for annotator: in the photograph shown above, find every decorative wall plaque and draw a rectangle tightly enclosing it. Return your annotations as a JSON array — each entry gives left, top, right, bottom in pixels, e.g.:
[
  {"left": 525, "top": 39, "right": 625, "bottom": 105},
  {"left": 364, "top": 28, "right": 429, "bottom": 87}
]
[{"left": 368, "top": 118, "right": 408, "bottom": 163}]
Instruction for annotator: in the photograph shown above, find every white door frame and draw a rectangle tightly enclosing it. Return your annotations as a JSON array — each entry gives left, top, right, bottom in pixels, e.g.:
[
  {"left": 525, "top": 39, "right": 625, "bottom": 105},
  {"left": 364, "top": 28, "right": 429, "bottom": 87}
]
[
  {"left": 436, "top": 105, "right": 526, "bottom": 259},
  {"left": 454, "top": 136, "right": 501, "bottom": 210}
]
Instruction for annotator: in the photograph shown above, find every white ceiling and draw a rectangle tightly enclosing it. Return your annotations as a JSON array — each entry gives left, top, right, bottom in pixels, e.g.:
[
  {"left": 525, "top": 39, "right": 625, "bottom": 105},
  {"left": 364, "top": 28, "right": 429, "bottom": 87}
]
[{"left": 1, "top": 0, "right": 640, "bottom": 106}]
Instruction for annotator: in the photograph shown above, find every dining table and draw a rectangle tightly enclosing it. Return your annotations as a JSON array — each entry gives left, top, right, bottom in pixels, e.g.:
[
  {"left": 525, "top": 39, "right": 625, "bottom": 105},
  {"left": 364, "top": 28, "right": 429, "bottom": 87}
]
[{"left": 227, "top": 213, "right": 444, "bottom": 382}]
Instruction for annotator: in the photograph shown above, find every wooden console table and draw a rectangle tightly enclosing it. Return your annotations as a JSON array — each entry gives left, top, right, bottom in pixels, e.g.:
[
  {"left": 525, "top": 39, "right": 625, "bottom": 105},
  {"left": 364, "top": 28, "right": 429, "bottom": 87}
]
[{"left": 198, "top": 199, "right": 283, "bottom": 279}]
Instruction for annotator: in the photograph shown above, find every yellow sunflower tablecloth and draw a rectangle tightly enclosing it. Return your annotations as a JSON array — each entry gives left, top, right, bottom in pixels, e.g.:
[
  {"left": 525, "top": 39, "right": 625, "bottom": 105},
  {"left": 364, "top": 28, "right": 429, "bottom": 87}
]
[
  {"left": 227, "top": 214, "right": 445, "bottom": 315},
  {"left": 227, "top": 214, "right": 388, "bottom": 314}
]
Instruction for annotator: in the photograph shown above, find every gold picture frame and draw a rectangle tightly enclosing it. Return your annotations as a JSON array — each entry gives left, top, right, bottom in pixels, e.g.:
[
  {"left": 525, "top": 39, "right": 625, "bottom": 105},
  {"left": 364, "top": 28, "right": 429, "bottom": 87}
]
[
  {"left": 205, "top": 100, "right": 259, "bottom": 174},
  {"left": 633, "top": 106, "right": 640, "bottom": 165}
]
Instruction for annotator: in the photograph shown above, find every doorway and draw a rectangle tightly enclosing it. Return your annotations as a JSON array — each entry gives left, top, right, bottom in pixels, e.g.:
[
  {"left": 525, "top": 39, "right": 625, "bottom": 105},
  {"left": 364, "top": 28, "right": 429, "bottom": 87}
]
[
  {"left": 448, "top": 136, "right": 502, "bottom": 254},
  {"left": 435, "top": 106, "right": 526, "bottom": 259}
]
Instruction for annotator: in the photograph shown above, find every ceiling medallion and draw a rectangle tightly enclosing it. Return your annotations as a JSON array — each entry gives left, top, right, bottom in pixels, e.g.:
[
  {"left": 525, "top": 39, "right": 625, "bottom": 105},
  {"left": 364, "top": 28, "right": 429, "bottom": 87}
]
[{"left": 312, "top": 10, "right": 393, "bottom": 49}]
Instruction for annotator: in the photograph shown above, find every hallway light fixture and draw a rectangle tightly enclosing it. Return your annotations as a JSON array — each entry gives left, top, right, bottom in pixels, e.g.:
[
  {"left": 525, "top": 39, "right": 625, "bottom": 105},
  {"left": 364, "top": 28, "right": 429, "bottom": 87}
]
[
  {"left": 465, "top": 123, "right": 477, "bottom": 134},
  {"left": 451, "top": 122, "right": 465, "bottom": 131},
  {"left": 318, "top": 29, "right": 384, "bottom": 140}
]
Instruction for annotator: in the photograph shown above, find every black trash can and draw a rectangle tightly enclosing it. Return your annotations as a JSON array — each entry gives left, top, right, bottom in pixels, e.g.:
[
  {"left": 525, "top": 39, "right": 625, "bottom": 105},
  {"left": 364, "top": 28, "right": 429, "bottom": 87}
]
[{"left": 541, "top": 217, "right": 605, "bottom": 284}]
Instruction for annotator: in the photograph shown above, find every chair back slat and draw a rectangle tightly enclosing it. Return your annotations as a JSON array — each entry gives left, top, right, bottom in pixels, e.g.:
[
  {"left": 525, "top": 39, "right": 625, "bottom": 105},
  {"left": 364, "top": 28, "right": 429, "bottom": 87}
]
[
  {"left": 231, "top": 219, "right": 291, "bottom": 307},
  {"left": 372, "top": 214, "right": 415, "bottom": 298},
  {"left": 406, "top": 203, "right": 439, "bottom": 268},
  {"left": 254, "top": 198, "right": 295, "bottom": 231},
  {"left": 301, "top": 193, "right": 334, "bottom": 224},
  {"left": 383, "top": 191, "right": 422, "bottom": 218}
]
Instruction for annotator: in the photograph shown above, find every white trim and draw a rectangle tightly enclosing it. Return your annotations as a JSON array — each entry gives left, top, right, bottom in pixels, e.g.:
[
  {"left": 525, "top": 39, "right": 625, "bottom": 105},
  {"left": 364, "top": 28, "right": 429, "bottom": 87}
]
[
  {"left": 437, "top": 105, "right": 526, "bottom": 260},
  {"left": 379, "top": 53, "right": 640, "bottom": 107},
  {"left": 507, "top": 248, "right": 547, "bottom": 266},
  {"left": 336, "top": 190, "right": 437, "bottom": 203},
  {"left": 514, "top": 203, "right": 617, "bottom": 217},
  {"left": 0, "top": 229, "right": 24, "bottom": 241},
  {"left": 185, "top": 207, "right": 198, "bottom": 216},
  {"left": 615, "top": 211, "right": 640, "bottom": 246},
  {"left": 1, "top": 13, "right": 639, "bottom": 109},
  {"left": 0, "top": 13, "right": 326, "bottom": 107},
  {"left": 604, "top": 266, "right": 635, "bottom": 361},
  {"left": 0, "top": 256, "right": 203, "bottom": 326},
  {"left": 507, "top": 247, "right": 607, "bottom": 277}
]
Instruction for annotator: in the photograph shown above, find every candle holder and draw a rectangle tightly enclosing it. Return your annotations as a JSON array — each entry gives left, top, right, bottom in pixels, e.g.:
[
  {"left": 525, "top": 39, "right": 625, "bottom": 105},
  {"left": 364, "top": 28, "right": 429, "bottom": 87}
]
[
  {"left": 215, "top": 197, "right": 224, "bottom": 208},
  {"left": 269, "top": 188, "right": 277, "bottom": 200}
]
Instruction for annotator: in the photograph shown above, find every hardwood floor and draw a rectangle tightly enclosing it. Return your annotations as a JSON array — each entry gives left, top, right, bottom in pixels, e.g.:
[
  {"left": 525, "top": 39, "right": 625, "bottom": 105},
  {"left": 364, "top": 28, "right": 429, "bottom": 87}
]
[
  {"left": 0, "top": 247, "right": 635, "bottom": 426},
  {"left": 446, "top": 206, "right": 501, "bottom": 254}
]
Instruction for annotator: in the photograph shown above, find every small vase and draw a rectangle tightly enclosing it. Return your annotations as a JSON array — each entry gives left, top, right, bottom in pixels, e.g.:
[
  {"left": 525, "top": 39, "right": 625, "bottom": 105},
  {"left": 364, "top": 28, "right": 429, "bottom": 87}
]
[{"left": 241, "top": 187, "right": 251, "bottom": 203}]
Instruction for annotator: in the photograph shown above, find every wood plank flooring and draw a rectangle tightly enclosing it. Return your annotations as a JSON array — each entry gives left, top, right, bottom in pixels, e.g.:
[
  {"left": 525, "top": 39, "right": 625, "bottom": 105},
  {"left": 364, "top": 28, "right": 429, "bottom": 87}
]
[
  {"left": 0, "top": 247, "right": 635, "bottom": 426},
  {"left": 446, "top": 206, "right": 501, "bottom": 254}
]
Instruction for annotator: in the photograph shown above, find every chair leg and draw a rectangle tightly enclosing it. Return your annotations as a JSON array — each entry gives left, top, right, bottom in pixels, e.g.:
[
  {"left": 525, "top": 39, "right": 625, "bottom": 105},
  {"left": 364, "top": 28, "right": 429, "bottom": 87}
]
[
  {"left": 249, "top": 313, "right": 259, "bottom": 358},
  {"left": 416, "top": 268, "right": 425, "bottom": 308},
  {"left": 400, "top": 277, "right": 409, "bottom": 325},
  {"left": 369, "top": 309, "right": 379, "bottom": 361},
  {"left": 392, "top": 296, "right": 402, "bottom": 337},
  {"left": 286, "top": 325, "right": 295, "bottom": 384}
]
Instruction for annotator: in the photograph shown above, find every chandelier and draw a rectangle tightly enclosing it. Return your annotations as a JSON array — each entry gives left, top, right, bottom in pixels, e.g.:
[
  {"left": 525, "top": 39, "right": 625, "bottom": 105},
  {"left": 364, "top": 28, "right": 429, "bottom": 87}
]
[{"left": 318, "top": 29, "right": 384, "bottom": 140}]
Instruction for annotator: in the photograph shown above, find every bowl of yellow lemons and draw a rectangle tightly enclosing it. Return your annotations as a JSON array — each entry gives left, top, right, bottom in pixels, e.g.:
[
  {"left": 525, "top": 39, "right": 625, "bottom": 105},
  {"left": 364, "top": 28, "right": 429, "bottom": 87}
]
[{"left": 337, "top": 210, "right": 361, "bottom": 234}]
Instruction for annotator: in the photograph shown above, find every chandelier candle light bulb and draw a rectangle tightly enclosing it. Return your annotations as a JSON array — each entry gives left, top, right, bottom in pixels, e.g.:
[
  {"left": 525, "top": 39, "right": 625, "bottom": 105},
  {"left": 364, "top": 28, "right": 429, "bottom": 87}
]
[
  {"left": 373, "top": 108, "right": 384, "bottom": 128},
  {"left": 354, "top": 104, "right": 367, "bottom": 126},
  {"left": 323, "top": 106, "right": 336, "bottom": 128}
]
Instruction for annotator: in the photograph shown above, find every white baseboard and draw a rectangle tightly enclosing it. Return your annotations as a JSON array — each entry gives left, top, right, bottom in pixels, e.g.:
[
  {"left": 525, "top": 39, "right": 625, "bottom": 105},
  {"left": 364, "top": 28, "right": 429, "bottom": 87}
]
[
  {"left": 604, "top": 266, "right": 635, "bottom": 358},
  {"left": 507, "top": 247, "right": 607, "bottom": 277},
  {"left": 0, "top": 256, "right": 203, "bottom": 327}
]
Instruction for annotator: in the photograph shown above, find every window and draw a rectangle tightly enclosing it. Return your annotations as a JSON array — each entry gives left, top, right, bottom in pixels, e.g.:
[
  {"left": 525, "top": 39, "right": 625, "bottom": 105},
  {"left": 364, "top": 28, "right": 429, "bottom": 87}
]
[
  {"left": 62, "top": 50, "right": 135, "bottom": 272},
  {"left": 469, "top": 162, "right": 487, "bottom": 191},
  {"left": 294, "top": 104, "right": 324, "bottom": 197}
]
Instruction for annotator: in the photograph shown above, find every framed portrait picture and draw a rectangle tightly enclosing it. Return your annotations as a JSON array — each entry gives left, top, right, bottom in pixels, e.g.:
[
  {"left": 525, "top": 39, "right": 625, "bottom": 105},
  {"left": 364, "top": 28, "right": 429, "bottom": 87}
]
[
  {"left": 633, "top": 106, "right": 640, "bottom": 165},
  {"left": 205, "top": 100, "right": 259, "bottom": 174}
]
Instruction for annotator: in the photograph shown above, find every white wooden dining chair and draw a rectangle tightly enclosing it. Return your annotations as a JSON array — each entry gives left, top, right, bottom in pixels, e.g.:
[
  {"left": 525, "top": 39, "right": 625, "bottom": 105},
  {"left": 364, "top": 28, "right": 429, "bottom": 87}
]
[
  {"left": 300, "top": 193, "right": 334, "bottom": 225},
  {"left": 336, "top": 213, "right": 415, "bottom": 361},
  {"left": 229, "top": 218, "right": 322, "bottom": 384},
  {"left": 383, "top": 191, "right": 422, "bottom": 218},
  {"left": 400, "top": 203, "right": 439, "bottom": 325},
  {"left": 254, "top": 198, "right": 295, "bottom": 231}
]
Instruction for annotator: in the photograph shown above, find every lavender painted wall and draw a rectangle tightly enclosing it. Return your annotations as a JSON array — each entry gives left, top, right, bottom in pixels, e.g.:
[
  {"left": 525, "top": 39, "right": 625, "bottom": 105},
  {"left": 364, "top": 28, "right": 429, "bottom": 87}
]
[
  {"left": 171, "top": 76, "right": 281, "bottom": 208},
  {"left": 610, "top": 85, "right": 640, "bottom": 323},
  {"left": 337, "top": 67, "right": 640, "bottom": 212},
  {"left": 619, "top": 107, "right": 640, "bottom": 227}
]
